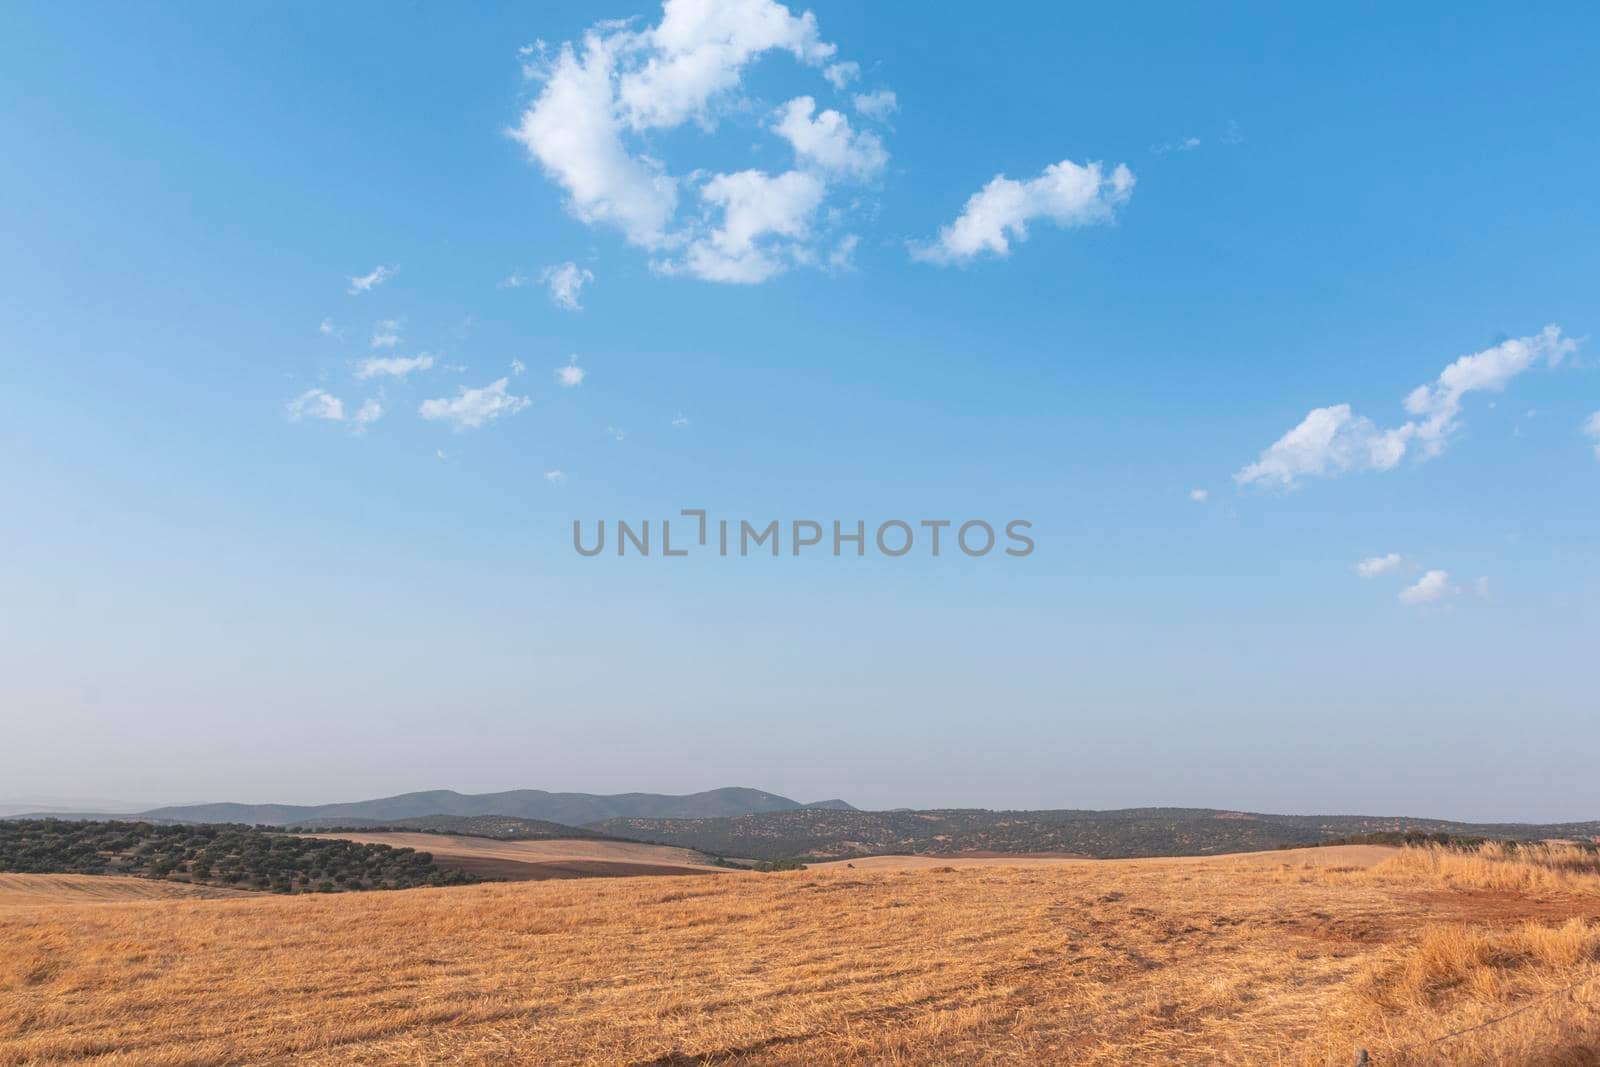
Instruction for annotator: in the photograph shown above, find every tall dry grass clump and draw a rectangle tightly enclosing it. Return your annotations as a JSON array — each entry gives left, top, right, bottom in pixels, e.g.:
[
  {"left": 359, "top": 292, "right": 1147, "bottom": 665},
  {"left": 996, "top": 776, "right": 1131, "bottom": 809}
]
[{"left": 1371, "top": 842, "right": 1600, "bottom": 895}]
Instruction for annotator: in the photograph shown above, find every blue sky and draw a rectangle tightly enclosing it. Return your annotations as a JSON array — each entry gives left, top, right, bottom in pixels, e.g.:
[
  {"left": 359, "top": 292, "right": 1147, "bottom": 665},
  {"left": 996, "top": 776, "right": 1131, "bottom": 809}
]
[{"left": 2, "top": 1, "right": 1597, "bottom": 819}]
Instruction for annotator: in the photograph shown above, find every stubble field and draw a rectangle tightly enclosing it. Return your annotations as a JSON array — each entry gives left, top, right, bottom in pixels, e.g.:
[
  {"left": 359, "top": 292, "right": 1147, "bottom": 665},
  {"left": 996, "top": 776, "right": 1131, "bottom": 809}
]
[{"left": 3, "top": 843, "right": 1599, "bottom": 1065}]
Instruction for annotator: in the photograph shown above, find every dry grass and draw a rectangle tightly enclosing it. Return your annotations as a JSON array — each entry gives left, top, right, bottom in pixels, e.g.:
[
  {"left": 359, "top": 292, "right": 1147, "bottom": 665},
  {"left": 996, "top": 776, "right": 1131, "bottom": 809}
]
[
  {"left": 1367, "top": 842, "right": 1600, "bottom": 895},
  {"left": 3, "top": 844, "right": 1599, "bottom": 1065},
  {"left": 0, "top": 874, "right": 257, "bottom": 908}
]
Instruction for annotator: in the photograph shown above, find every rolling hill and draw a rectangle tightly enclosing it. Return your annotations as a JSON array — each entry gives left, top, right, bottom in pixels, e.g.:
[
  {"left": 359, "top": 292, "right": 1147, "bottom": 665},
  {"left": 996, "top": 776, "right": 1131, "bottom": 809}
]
[
  {"left": 592, "top": 806, "right": 1600, "bottom": 862},
  {"left": 118, "top": 787, "right": 854, "bottom": 826}
]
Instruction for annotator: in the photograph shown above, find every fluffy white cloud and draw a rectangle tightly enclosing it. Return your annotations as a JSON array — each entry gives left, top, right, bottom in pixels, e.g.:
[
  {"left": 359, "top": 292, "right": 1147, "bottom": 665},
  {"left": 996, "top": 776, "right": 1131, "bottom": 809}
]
[
  {"left": 914, "top": 159, "right": 1135, "bottom": 264},
  {"left": 1236, "top": 326, "right": 1577, "bottom": 489},
  {"left": 355, "top": 354, "right": 434, "bottom": 380},
  {"left": 1354, "top": 553, "right": 1403, "bottom": 578},
  {"left": 318, "top": 318, "right": 339, "bottom": 337},
  {"left": 1399, "top": 569, "right": 1456, "bottom": 606},
  {"left": 852, "top": 89, "right": 897, "bottom": 122},
  {"left": 510, "top": 0, "right": 882, "bottom": 283},
  {"left": 370, "top": 318, "right": 403, "bottom": 349},
  {"left": 286, "top": 388, "right": 344, "bottom": 422},
  {"left": 545, "top": 469, "right": 567, "bottom": 486},
  {"left": 556, "top": 358, "right": 586, "bottom": 387},
  {"left": 541, "top": 262, "right": 594, "bottom": 310},
  {"left": 1584, "top": 411, "right": 1600, "bottom": 460},
  {"left": 419, "top": 378, "right": 531, "bottom": 430},
  {"left": 773, "top": 96, "right": 886, "bottom": 179},
  {"left": 1189, "top": 488, "right": 1208, "bottom": 503},
  {"left": 675, "top": 169, "right": 826, "bottom": 283},
  {"left": 347, "top": 265, "right": 396, "bottom": 295},
  {"left": 510, "top": 358, "right": 527, "bottom": 376}
]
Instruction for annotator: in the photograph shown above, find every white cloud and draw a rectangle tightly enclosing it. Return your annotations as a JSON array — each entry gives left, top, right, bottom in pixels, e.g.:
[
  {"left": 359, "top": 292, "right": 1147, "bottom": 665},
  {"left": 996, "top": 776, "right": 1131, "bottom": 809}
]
[
  {"left": 510, "top": 1, "right": 879, "bottom": 284},
  {"left": 852, "top": 89, "right": 897, "bottom": 123},
  {"left": 347, "top": 265, "right": 396, "bottom": 295},
  {"left": 499, "top": 272, "right": 530, "bottom": 289},
  {"left": 1399, "top": 569, "right": 1457, "bottom": 606},
  {"left": 318, "top": 318, "right": 339, "bottom": 338},
  {"left": 1189, "top": 488, "right": 1209, "bottom": 503},
  {"left": 773, "top": 96, "right": 886, "bottom": 179},
  {"left": 545, "top": 469, "right": 568, "bottom": 486},
  {"left": 556, "top": 357, "right": 586, "bottom": 387},
  {"left": 510, "top": 358, "right": 527, "bottom": 376},
  {"left": 606, "top": 425, "right": 626, "bottom": 441},
  {"left": 1235, "top": 405, "right": 1411, "bottom": 489},
  {"left": 352, "top": 398, "right": 384, "bottom": 432},
  {"left": 914, "top": 159, "right": 1135, "bottom": 265},
  {"left": 1151, "top": 136, "right": 1201, "bottom": 155},
  {"left": 370, "top": 318, "right": 403, "bottom": 349},
  {"left": 286, "top": 389, "right": 382, "bottom": 433},
  {"left": 286, "top": 388, "right": 344, "bottom": 423},
  {"left": 418, "top": 378, "right": 531, "bottom": 430},
  {"left": 1236, "top": 326, "right": 1578, "bottom": 489},
  {"left": 674, "top": 169, "right": 826, "bottom": 283},
  {"left": 356, "top": 353, "right": 434, "bottom": 380},
  {"left": 1354, "top": 553, "right": 1403, "bottom": 578},
  {"left": 671, "top": 411, "right": 690, "bottom": 428},
  {"left": 1584, "top": 411, "right": 1600, "bottom": 460},
  {"left": 541, "top": 262, "right": 595, "bottom": 310},
  {"left": 827, "top": 233, "right": 858, "bottom": 272},
  {"left": 822, "top": 60, "right": 858, "bottom": 90}
]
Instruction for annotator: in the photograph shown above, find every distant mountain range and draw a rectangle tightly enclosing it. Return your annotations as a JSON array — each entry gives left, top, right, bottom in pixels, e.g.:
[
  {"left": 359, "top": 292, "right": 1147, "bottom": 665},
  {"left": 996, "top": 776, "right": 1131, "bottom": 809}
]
[
  {"left": 11, "top": 794, "right": 1598, "bottom": 864},
  {"left": 7, "top": 788, "right": 856, "bottom": 827}
]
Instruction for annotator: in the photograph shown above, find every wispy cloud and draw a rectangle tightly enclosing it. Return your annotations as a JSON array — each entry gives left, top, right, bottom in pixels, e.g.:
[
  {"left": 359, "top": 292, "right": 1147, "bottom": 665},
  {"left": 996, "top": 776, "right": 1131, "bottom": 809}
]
[
  {"left": 499, "top": 272, "right": 530, "bottom": 289},
  {"left": 541, "top": 262, "right": 594, "bottom": 310},
  {"left": 351, "top": 398, "right": 384, "bottom": 432},
  {"left": 556, "top": 356, "right": 585, "bottom": 387},
  {"left": 544, "top": 469, "right": 567, "bottom": 486},
  {"left": 852, "top": 89, "right": 897, "bottom": 123},
  {"left": 1354, "top": 553, "right": 1403, "bottom": 578},
  {"left": 1399, "top": 569, "right": 1457, "bottom": 606},
  {"left": 671, "top": 412, "right": 690, "bottom": 428},
  {"left": 286, "top": 388, "right": 344, "bottom": 423},
  {"left": 355, "top": 353, "right": 434, "bottom": 380},
  {"left": 1585, "top": 411, "right": 1600, "bottom": 460},
  {"left": 822, "top": 60, "right": 858, "bottom": 90},
  {"left": 1188, "top": 488, "right": 1208, "bottom": 503},
  {"left": 418, "top": 378, "right": 530, "bottom": 430},
  {"left": 913, "top": 158, "right": 1134, "bottom": 265},
  {"left": 370, "top": 318, "right": 403, "bottom": 349},
  {"left": 347, "top": 264, "right": 397, "bottom": 295},
  {"left": 605, "top": 425, "right": 626, "bottom": 441},
  {"left": 286, "top": 389, "right": 383, "bottom": 434},
  {"left": 1151, "top": 136, "right": 1201, "bottom": 156},
  {"left": 318, "top": 318, "right": 340, "bottom": 338},
  {"left": 1236, "top": 326, "right": 1578, "bottom": 490},
  {"left": 510, "top": 358, "right": 527, "bottom": 376}
]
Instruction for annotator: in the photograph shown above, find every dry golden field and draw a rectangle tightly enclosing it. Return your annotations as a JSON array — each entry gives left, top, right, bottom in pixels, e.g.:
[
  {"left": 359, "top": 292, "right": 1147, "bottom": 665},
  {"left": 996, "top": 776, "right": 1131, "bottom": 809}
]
[
  {"left": 302, "top": 831, "right": 725, "bottom": 881},
  {"left": 4, "top": 843, "right": 1600, "bottom": 1065}
]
